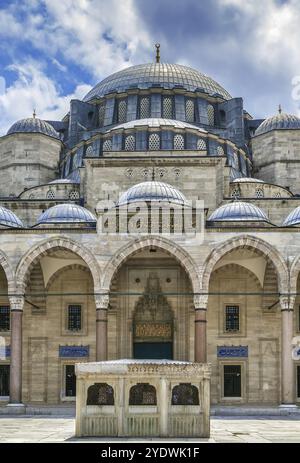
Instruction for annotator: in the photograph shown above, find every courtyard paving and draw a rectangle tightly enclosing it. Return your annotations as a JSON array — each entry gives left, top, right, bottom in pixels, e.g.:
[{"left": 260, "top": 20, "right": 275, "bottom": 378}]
[{"left": 0, "top": 416, "right": 300, "bottom": 443}]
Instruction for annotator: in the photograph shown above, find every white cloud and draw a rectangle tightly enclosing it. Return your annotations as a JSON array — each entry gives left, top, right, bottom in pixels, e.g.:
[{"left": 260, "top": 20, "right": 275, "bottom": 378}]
[{"left": 0, "top": 61, "right": 92, "bottom": 135}]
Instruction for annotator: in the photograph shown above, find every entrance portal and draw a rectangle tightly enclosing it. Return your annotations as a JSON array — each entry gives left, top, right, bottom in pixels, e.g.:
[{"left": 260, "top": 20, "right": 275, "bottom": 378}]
[{"left": 133, "top": 273, "right": 173, "bottom": 360}]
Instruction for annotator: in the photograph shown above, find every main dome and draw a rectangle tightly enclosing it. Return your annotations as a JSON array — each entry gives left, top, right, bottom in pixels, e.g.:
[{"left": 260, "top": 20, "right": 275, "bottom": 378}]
[{"left": 83, "top": 63, "right": 231, "bottom": 101}]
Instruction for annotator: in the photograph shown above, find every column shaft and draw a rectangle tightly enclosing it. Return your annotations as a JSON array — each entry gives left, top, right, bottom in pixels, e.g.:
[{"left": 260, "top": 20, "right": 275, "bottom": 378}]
[
  {"left": 194, "top": 308, "right": 207, "bottom": 363},
  {"left": 96, "top": 307, "right": 108, "bottom": 361},
  {"left": 9, "top": 309, "right": 23, "bottom": 404},
  {"left": 281, "top": 306, "right": 294, "bottom": 404}
]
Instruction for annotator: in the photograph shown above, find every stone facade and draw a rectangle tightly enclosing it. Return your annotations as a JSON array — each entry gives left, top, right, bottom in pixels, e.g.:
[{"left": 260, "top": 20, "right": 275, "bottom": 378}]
[{"left": 1, "top": 59, "right": 300, "bottom": 411}]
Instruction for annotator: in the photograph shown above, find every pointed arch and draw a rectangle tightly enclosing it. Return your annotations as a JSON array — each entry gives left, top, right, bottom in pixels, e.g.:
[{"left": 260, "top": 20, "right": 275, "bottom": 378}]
[
  {"left": 16, "top": 236, "right": 101, "bottom": 293},
  {"left": 101, "top": 236, "right": 200, "bottom": 293},
  {"left": 201, "top": 235, "right": 288, "bottom": 295},
  {"left": 0, "top": 249, "right": 16, "bottom": 294}
]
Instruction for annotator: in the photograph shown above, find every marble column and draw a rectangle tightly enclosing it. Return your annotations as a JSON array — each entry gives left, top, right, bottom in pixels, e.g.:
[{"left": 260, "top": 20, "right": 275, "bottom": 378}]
[
  {"left": 280, "top": 295, "right": 295, "bottom": 404},
  {"left": 95, "top": 293, "right": 109, "bottom": 361},
  {"left": 194, "top": 295, "right": 208, "bottom": 363},
  {"left": 8, "top": 296, "right": 24, "bottom": 405}
]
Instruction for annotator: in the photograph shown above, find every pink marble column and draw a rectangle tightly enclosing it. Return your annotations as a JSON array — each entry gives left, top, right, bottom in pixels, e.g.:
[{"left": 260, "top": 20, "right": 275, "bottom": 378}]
[
  {"left": 9, "top": 297, "right": 24, "bottom": 404},
  {"left": 95, "top": 293, "right": 109, "bottom": 361},
  {"left": 280, "top": 296, "right": 295, "bottom": 404},
  {"left": 194, "top": 295, "right": 208, "bottom": 363}
]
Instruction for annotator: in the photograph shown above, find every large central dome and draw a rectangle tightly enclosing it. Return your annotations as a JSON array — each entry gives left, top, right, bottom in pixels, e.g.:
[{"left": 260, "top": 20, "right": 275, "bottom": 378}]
[{"left": 83, "top": 63, "right": 231, "bottom": 102}]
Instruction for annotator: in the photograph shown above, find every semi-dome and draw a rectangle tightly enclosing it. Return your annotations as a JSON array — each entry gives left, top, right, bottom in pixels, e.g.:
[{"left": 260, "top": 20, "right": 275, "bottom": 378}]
[
  {"left": 0, "top": 206, "right": 23, "bottom": 228},
  {"left": 36, "top": 204, "right": 96, "bottom": 225},
  {"left": 107, "top": 118, "right": 208, "bottom": 134},
  {"left": 282, "top": 206, "right": 300, "bottom": 226},
  {"left": 117, "top": 181, "right": 186, "bottom": 206},
  {"left": 83, "top": 63, "right": 231, "bottom": 101},
  {"left": 208, "top": 201, "right": 269, "bottom": 222},
  {"left": 7, "top": 116, "right": 60, "bottom": 139},
  {"left": 231, "top": 177, "right": 264, "bottom": 183},
  {"left": 255, "top": 110, "right": 300, "bottom": 136}
]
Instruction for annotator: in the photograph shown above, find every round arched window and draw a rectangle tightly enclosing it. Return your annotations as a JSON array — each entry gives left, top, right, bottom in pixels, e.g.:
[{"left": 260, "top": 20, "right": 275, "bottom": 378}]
[
  {"left": 103, "top": 139, "right": 112, "bottom": 151},
  {"left": 174, "top": 134, "right": 185, "bottom": 150},
  {"left": 207, "top": 105, "right": 215, "bottom": 125},
  {"left": 149, "top": 133, "right": 160, "bottom": 150},
  {"left": 125, "top": 135, "right": 135, "bottom": 151}
]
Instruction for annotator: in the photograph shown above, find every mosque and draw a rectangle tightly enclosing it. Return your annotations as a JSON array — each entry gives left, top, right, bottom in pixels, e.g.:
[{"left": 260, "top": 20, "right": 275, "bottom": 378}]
[{"left": 0, "top": 45, "right": 300, "bottom": 410}]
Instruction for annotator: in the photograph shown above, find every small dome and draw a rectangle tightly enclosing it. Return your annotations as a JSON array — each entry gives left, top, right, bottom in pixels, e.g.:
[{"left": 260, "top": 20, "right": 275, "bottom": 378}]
[
  {"left": 117, "top": 181, "right": 186, "bottom": 206},
  {"left": 282, "top": 206, "right": 300, "bottom": 226},
  {"left": 49, "top": 179, "right": 79, "bottom": 184},
  {"left": 0, "top": 206, "right": 23, "bottom": 228},
  {"left": 231, "top": 177, "right": 264, "bottom": 183},
  {"left": 108, "top": 118, "right": 207, "bottom": 134},
  {"left": 83, "top": 63, "right": 231, "bottom": 102},
  {"left": 7, "top": 117, "right": 60, "bottom": 139},
  {"left": 255, "top": 111, "right": 300, "bottom": 136},
  {"left": 208, "top": 201, "right": 269, "bottom": 222},
  {"left": 36, "top": 204, "right": 96, "bottom": 225}
]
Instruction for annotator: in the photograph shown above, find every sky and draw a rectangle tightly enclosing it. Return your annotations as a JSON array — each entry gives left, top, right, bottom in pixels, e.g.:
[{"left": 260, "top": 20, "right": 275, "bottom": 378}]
[{"left": 1, "top": 0, "right": 300, "bottom": 135}]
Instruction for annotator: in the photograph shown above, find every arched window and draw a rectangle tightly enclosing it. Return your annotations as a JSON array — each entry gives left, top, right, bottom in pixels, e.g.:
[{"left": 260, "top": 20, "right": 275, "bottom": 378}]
[
  {"left": 125, "top": 135, "right": 135, "bottom": 151},
  {"left": 197, "top": 138, "right": 206, "bottom": 150},
  {"left": 87, "top": 383, "right": 114, "bottom": 405},
  {"left": 185, "top": 99, "right": 195, "bottom": 122},
  {"left": 85, "top": 145, "right": 94, "bottom": 157},
  {"left": 207, "top": 105, "right": 215, "bottom": 125},
  {"left": 274, "top": 192, "right": 281, "bottom": 198},
  {"left": 118, "top": 99, "right": 127, "bottom": 123},
  {"left": 219, "top": 109, "right": 226, "bottom": 125},
  {"left": 162, "top": 96, "right": 173, "bottom": 118},
  {"left": 171, "top": 383, "right": 199, "bottom": 405},
  {"left": 174, "top": 134, "right": 185, "bottom": 150},
  {"left": 149, "top": 133, "right": 160, "bottom": 150},
  {"left": 139, "top": 97, "right": 150, "bottom": 118},
  {"left": 98, "top": 103, "right": 105, "bottom": 127},
  {"left": 217, "top": 145, "right": 225, "bottom": 156},
  {"left": 69, "top": 190, "right": 80, "bottom": 200},
  {"left": 103, "top": 139, "right": 112, "bottom": 151},
  {"left": 255, "top": 188, "right": 264, "bottom": 198},
  {"left": 129, "top": 383, "right": 157, "bottom": 405},
  {"left": 46, "top": 190, "right": 55, "bottom": 200}
]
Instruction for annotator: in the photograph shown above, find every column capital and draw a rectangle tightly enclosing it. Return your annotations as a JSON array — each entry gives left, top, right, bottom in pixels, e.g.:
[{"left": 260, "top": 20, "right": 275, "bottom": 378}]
[
  {"left": 280, "top": 295, "right": 295, "bottom": 312},
  {"left": 95, "top": 293, "right": 109, "bottom": 310},
  {"left": 9, "top": 296, "right": 24, "bottom": 312},
  {"left": 194, "top": 294, "right": 208, "bottom": 310}
]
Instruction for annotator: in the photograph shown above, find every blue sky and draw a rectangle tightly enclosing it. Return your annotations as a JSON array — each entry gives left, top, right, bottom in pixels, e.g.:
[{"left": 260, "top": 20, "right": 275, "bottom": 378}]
[{"left": 1, "top": 0, "right": 300, "bottom": 134}]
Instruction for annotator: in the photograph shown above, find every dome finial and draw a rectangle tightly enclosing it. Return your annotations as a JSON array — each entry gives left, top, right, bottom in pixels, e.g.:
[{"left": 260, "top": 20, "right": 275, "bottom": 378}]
[
  {"left": 278, "top": 104, "right": 282, "bottom": 114},
  {"left": 33, "top": 108, "right": 36, "bottom": 119},
  {"left": 155, "top": 43, "right": 160, "bottom": 63}
]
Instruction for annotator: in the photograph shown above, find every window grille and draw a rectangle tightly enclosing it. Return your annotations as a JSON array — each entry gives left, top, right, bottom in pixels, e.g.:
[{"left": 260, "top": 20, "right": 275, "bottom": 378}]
[
  {"left": 149, "top": 133, "right": 160, "bottom": 150},
  {"left": 125, "top": 135, "right": 135, "bottom": 151},
  {"left": 69, "top": 190, "right": 79, "bottom": 200},
  {"left": 103, "top": 139, "right": 112, "bottom": 151},
  {"left": 85, "top": 145, "right": 94, "bottom": 157},
  {"left": 225, "top": 305, "right": 240, "bottom": 331},
  {"left": 46, "top": 190, "right": 55, "bottom": 200},
  {"left": 231, "top": 188, "right": 240, "bottom": 199},
  {"left": 255, "top": 188, "right": 264, "bottom": 198},
  {"left": 98, "top": 104, "right": 105, "bottom": 127},
  {"left": 139, "top": 97, "right": 150, "bottom": 118},
  {"left": 87, "top": 383, "right": 115, "bottom": 405},
  {"left": 217, "top": 145, "right": 225, "bottom": 156},
  {"left": 185, "top": 99, "right": 195, "bottom": 122},
  {"left": 68, "top": 304, "right": 82, "bottom": 331},
  {"left": 129, "top": 383, "right": 157, "bottom": 405},
  {"left": 0, "top": 306, "right": 10, "bottom": 331},
  {"left": 174, "top": 134, "right": 185, "bottom": 150},
  {"left": 162, "top": 96, "right": 173, "bottom": 118},
  {"left": 197, "top": 138, "right": 206, "bottom": 150},
  {"left": 207, "top": 105, "right": 215, "bottom": 125},
  {"left": 118, "top": 99, "right": 127, "bottom": 123},
  {"left": 171, "top": 383, "right": 199, "bottom": 405}
]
